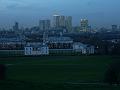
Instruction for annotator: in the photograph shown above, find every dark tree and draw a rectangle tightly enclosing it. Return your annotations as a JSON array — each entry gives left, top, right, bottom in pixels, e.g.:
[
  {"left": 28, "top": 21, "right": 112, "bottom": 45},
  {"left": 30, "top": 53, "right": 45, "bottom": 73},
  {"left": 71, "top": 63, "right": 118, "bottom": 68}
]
[
  {"left": 104, "top": 61, "right": 120, "bottom": 85},
  {"left": 0, "top": 64, "right": 6, "bottom": 80},
  {"left": 111, "top": 43, "right": 120, "bottom": 55}
]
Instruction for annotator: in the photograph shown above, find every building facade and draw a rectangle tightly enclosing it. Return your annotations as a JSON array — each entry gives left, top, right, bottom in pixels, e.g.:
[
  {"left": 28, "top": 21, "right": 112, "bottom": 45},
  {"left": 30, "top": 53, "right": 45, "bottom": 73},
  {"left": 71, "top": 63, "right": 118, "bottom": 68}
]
[
  {"left": 53, "top": 15, "right": 61, "bottom": 28},
  {"left": 24, "top": 43, "right": 49, "bottom": 55},
  {"left": 39, "top": 20, "right": 51, "bottom": 31},
  {"left": 65, "top": 16, "right": 72, "bottom": 32},
  {"left": 73, "top": 42, "right": 95, "bottom": 54},
  {"left": 80, "top": 19, "right": 89, "bottom": 32},
  {"left": 48, "top": 36, "right": 73, "bottom": 49},
  {"left": 53, "top": 15, "right": 72, "bottom": 30}
]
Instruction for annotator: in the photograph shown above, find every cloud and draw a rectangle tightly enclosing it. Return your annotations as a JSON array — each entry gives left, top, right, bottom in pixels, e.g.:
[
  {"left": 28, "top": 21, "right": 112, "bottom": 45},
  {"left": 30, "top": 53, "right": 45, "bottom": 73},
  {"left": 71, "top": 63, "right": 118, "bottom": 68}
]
[
  {"left": 0, "top": 0, "right": 29, "bottom": 11},
  {"left": 0, "top": 0, "right": 120, "bottom": 28}
]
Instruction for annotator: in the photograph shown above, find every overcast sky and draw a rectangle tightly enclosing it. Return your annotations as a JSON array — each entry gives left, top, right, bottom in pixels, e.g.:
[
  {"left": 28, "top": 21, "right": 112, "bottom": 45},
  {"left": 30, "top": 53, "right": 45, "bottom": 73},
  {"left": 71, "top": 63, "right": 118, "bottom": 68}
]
[{"left": 0, "top": 0, "right": 120, "bottom": 28}]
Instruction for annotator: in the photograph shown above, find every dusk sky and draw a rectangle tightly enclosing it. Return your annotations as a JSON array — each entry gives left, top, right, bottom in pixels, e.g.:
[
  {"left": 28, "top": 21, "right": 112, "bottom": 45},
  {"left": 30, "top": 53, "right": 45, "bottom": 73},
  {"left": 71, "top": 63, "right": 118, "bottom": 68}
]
[{"left": 0, "top": 0, "right": 120, "bottom": 28}]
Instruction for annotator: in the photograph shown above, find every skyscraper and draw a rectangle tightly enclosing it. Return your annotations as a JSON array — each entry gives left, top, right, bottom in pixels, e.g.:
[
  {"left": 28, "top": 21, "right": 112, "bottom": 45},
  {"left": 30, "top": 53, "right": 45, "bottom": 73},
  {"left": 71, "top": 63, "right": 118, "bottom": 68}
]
[
  {"left": 13, "top": 22, "right": 19, "bottom": 31},
  {"left": 60, "top": 16, "right": 65, "bottom": 28},
  {"left": 65, "top": 16, "right": 72, "bottom": 32},
  {"left": 53, "top": 14, "right": 61, "bottom": 28},
  {"left": 39, "top": 20, "right": 51, "bottom": 31},
  {"left": 80, "top": 19, "right": 89, "bottom": 32},
  {"left": 53, "top": 15, "right": 66, "bottom": 28},
  {"left": 12, "top": 22, "right": 21, "bottom": 34}
]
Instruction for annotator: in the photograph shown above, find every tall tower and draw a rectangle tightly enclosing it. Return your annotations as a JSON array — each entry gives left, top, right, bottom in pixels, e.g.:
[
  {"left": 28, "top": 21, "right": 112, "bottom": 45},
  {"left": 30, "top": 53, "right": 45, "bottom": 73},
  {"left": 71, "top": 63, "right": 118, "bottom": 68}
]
[
  {"left": 80, "top": 19, "right": 89, "bottom": 32},
  {"left": 13, "top": 22, "right": 19, "bottom": 31},
  {"left": 65, "top": 16, "right": 72, "bottom": 32},
  {"left": 53, "top": 14, "right": 61, "bottom": 28},
  {"left": 13, "top": 22, "right": 21, "bottom": 34},
  {"left": 39, "top": 20, "right": 51, "bottom": 31},
  {"left": 60, "top": 16, "right": 65, "bottom": 28},
  {"left": 53, "top": 15, "right": 66, "bottom": 29}
]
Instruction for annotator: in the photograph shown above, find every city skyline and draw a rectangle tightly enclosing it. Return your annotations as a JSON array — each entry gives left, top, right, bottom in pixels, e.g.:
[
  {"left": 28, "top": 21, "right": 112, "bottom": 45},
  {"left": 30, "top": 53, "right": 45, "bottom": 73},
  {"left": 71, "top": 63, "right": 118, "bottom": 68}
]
[
  {"left": 0, "top": 0, "right": 120, "bottom": 28},
  {"left": 0, "top": 15, "right": 120, "bottom": 30}
]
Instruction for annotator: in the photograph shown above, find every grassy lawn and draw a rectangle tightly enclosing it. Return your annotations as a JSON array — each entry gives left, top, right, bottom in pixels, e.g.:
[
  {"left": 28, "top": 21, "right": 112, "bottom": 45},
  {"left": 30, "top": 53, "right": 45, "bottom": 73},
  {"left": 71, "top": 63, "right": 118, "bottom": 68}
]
[
  {"left": 0, "top": 56, "right": 112, "bottom": 82},
  {"left": 0, "top": 55, "right": 120, "bottom": 89},
  {"left": 1, "top": 80, "right": 120, "bottom": 90}
]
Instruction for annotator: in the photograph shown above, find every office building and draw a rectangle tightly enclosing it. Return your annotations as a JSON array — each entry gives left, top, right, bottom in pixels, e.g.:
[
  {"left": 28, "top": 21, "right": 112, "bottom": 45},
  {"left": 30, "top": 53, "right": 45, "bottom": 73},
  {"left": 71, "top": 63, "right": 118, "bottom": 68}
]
[
  {"left": 80, "top": 19, "right": 89, "bottom": 32},
  {"left": 53, "top": 15, "right": 61, "bottom": 28},
  {"left": 53, "top": 15, "right": 66, "bottom": 28},
  {"left": 39, "top": 20, "right": 51, "bottom": 31},
  {"left": 13, "top": 22, "right": 19, "bottom": 31},
  {"left": 65, "top": 16, "right": 72, "bottom": 32},
  {"left": 60, "top": 16, "right": 66, "bottom": 27}
]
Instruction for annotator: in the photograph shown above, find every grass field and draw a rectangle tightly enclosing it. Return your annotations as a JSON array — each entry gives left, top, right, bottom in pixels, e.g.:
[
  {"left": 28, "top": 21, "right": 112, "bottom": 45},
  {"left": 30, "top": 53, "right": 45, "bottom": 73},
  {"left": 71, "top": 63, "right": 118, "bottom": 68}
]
[{"left": 0, "top": 55, "right": 120, "bottom": 90}]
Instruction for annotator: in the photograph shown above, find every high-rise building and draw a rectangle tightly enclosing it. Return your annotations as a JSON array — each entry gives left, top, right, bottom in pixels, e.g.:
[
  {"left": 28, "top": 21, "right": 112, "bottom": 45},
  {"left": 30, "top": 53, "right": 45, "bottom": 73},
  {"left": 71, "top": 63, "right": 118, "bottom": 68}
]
[
  {"left": 53, "top": 15, "right": 61, "bottom": 28},
  {"left": 80, "top": 19, "right": 89, "bottom": 32},
  {"left": 65, "top": 16, "right": 72, "bottom": 32},
  {"left": 112, "top": 25, "right": 118, "bottom": 31},
  {"left": 53, "top": 15, "right": 66, "bottom": 28},
  {"left": 39, "top": 20, "right": 51, "bottom": 31},
  {"left": 12, "top": 22, "right": 21, "bottom": 34},
  {"left": 60, "top": 16, "right": 65, "bottom": 27},
  {"left": 13, "top": 22, "right": 19, "bottom": 31}
]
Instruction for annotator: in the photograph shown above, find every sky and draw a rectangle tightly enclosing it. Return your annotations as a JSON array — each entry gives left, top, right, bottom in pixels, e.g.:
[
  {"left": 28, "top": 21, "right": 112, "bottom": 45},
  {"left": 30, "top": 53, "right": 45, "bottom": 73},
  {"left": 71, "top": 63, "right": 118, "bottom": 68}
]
[{"left": 0, "top": 0, "right": 120, "bottom": 29}]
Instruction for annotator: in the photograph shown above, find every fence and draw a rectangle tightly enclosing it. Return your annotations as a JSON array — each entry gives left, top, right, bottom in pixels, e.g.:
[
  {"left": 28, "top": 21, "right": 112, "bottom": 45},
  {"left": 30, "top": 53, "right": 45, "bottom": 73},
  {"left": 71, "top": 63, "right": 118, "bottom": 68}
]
[
  {"left": 0, "top": 50, "right": 24, "bottom": 57},
  {"left": 0, "top": 49, "right": 86, "bottom": 57}
]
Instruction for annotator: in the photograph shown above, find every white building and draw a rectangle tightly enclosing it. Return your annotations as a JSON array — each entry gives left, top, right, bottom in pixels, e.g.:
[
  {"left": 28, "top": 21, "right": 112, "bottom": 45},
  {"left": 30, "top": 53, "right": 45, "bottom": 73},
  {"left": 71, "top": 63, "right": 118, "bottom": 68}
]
[
  {"left": 24, "top": 43, "right": 49, "bottom": 55},
  {"left": 73, "top": 42, "right": 95, "bottom": 54},
  {"left": 86, "top": 45, "right": 95, "bottom": 54}
]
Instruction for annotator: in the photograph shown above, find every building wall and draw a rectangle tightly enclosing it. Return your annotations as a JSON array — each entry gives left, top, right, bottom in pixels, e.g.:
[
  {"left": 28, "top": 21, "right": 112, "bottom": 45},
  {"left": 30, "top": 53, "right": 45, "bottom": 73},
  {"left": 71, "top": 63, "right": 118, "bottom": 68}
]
[
  {"left": 24, "top": 46, "right": 49, "bottom": 55},
  {"left": 53, "top": 15, "right": 72, "bottom": 29},
  {"left": 87, "top": 46, "right": 95, "bottom": 54},
  {"left": 24, "top": 47, "right": 33, "bottom": 55},
  {"left": 80, "top": 19, "right": 89, "bottom": 32},
  {"left": 73, "top": 43, "right": 95, "bottom": 54},
  {"left": 39, "top": 20, "right": 51, "bottom": 31},
  {"left": 65, "top": 16, "right": 72, "bottom": 32},
  {"left": 53, "top": 15, "right": 61, "bottom": 28}
]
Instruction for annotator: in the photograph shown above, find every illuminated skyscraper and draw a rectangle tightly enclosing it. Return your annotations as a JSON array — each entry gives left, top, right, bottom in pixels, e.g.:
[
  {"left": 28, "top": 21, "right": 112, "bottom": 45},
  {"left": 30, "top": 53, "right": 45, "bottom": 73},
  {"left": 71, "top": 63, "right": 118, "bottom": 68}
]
[{"left": 80, "top": 19, "right": 89, "bottom": 32}]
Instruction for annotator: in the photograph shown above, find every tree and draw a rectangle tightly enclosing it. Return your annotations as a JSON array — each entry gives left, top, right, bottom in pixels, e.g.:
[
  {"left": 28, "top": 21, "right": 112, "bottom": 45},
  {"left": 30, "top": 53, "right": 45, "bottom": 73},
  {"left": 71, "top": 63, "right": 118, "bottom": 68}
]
[
  {"left": 104, "top": 61, "right": 120, "bottom": 85},
  {"left": 0, "top": 64, "right": 6, "bottom": 80}
]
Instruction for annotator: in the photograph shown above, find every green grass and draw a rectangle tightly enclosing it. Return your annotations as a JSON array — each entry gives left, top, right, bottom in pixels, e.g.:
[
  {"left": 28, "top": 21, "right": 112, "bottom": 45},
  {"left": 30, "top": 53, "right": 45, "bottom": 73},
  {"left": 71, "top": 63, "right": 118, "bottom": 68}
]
[
  {"left": 0, "top": 56, "right": 113, "bottom": 82},
  {"left": 0, "top": 55, "right": 120, "bottom": 89},
  {"left": 0, "top": 80, "right": 120, "bottom": 90}
]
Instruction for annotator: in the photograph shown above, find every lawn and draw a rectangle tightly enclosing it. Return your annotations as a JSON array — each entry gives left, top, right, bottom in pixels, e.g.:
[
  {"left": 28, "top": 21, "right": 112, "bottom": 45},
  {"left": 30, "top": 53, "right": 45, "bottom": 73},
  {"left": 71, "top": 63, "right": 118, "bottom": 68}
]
[
  {"left": 0, "top": 56, "right": 113, "bottom": 82},
  {"left": 0, "top": 55, "right": 120, "bottom": 89}
]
